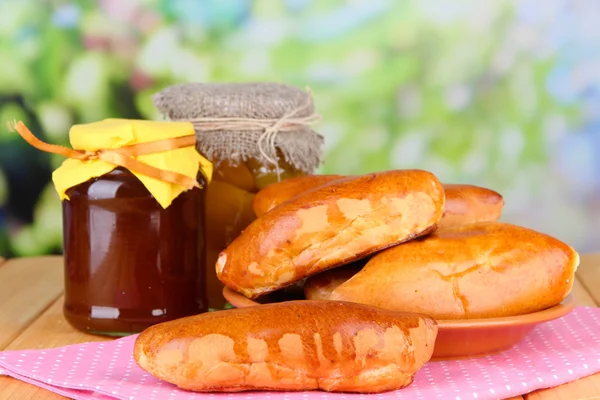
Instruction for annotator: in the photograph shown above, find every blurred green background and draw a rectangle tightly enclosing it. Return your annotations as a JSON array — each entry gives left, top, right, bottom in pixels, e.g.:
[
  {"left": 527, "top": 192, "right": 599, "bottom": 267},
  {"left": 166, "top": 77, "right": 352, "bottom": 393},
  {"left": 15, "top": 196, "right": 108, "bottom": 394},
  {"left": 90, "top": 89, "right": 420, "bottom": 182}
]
[{"left": 0, "top": 0, "right": 599, "bottom": 257}]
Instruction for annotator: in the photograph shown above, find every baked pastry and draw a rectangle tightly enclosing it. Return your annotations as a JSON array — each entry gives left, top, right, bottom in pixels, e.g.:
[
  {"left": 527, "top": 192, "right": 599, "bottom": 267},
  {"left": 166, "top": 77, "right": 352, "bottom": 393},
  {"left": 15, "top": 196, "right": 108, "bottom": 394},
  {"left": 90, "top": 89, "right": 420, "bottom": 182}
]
[
  {"left": 134, "top": 300, "right": 438, "bottom": 393},
  {"left": 328, "top": 221, "right": 579, "bottom": 319},
  {"left": 253, "top": 176, "right": 504, "bottom": 229},
  {"left": 217, "top": 169, "right": 445, "bottom": 299},
  {"left": 252, "top": 174, "right": 344, "bottom": 216},
  {"left": 438, "top": 184, "right": 503, "bottom": 230},
  {"left": 304, "top": 261, "right": 365, "bottom": 301}
]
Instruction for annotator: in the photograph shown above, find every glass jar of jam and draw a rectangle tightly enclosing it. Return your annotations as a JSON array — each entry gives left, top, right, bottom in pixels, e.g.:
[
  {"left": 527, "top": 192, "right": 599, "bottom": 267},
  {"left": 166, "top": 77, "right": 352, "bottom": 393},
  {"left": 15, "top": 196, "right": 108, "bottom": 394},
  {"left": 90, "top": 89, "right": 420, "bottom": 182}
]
[
  {"left": 204, "top": 155, "right": 305, "bottom": 309},
  {"left": 11, "top": 118, "right": 212, "bottom": 336},
  {"left": 151, "top": 82, "right": 325, "bottom": 309},
  {"left": 62, "top": 168, "right": 207, "bottom": 336}
]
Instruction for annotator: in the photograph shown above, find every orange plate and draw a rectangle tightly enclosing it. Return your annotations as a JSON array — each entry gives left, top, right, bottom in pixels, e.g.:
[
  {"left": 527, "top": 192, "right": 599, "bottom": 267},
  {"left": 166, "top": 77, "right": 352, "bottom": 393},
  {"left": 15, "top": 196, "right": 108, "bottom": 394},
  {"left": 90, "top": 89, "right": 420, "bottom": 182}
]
[{"left": 222, "top": 287, "right": 576, "bottom": 360}]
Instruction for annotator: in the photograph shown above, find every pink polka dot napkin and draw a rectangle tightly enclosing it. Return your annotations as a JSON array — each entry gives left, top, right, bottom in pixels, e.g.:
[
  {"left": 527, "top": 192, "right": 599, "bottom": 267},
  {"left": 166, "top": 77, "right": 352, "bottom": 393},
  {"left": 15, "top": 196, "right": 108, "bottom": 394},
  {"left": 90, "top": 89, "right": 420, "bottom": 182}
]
[{"left": 0, "top": 307, "right": 599, "bottom": 400}]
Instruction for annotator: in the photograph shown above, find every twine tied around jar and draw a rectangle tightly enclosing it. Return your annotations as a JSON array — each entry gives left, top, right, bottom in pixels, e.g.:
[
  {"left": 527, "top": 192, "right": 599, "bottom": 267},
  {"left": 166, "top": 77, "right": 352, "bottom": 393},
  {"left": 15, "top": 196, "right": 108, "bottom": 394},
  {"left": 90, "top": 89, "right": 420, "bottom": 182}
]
[
  {"left": 153, "top": 82, "right": 325, "bottom": 178},
  {"left": 172, "top": 89, "right": 322, "bottom": 180},
  {"left": 6, "top": 120, "right": 201, "bottom": 189}
]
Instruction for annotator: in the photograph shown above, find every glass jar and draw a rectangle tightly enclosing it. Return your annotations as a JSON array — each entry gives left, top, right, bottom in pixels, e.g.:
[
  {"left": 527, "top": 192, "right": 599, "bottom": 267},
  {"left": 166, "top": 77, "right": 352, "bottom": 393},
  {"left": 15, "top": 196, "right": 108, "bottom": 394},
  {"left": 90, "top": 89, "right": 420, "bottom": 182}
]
[
  {"left": 62, "top": 167, "right": 207, "bottom": 336},
  {"left": 204, "top": 155, "right": 305, "bottom": 309},
  {"left": 150, "top": 82, "right": 324, "bottom": 309}
]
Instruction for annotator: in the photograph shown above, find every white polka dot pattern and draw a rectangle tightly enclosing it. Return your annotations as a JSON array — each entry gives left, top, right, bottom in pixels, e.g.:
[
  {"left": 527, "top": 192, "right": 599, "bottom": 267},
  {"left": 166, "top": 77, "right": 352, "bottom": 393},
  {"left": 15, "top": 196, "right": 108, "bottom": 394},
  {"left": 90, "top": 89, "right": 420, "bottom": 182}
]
[{"left": 0, "top": 307, "right": 599, "bottom": 400}]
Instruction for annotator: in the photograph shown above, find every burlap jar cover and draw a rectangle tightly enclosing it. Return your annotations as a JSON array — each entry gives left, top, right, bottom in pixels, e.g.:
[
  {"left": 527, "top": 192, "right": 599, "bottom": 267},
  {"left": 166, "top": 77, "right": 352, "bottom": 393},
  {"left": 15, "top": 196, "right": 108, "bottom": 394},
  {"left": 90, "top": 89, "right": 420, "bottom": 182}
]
[
  {"left": 152, "top": 82, "right": 325, "bottom": 309},
  {"left": 152, "top": 82, "right": 324, "bottom": 175}
]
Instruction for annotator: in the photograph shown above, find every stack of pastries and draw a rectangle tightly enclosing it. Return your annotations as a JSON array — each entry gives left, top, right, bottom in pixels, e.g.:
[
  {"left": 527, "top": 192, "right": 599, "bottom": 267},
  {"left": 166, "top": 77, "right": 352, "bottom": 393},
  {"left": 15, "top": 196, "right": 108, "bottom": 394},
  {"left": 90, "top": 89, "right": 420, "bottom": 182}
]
[
  {"left": 134, "top": 169, "right": 579, "bottom": 394},
  {"left": 220, "top": 170, "right": 578, "bottom": 320}
]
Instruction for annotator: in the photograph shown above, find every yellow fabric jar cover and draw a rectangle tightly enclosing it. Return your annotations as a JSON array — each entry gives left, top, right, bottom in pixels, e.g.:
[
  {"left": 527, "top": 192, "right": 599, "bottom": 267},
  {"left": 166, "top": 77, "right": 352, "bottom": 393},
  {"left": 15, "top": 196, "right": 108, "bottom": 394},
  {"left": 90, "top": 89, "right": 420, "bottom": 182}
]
[{"left": 52, "top": 119, "right": 213, "bottom": 209}]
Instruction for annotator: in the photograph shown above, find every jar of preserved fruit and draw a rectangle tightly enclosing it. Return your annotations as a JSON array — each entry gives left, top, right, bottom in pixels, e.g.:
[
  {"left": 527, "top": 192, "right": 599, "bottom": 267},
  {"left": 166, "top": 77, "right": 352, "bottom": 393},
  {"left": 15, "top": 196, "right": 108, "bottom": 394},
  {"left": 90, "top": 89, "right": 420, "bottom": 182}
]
[
  {"left": 153, "top": 83, "right": 325, "bottom": 308},
  {"left": 12, "top": 119, "right": 213, "bottom": 336}
]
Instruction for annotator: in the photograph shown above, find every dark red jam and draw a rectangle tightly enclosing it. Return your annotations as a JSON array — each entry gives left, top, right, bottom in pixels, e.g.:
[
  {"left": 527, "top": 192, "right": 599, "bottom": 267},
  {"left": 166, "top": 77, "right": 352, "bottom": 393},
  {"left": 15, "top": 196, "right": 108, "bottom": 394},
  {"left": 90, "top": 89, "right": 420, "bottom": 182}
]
[{"left": 62, "top": 167, "right": 207, "bottom": 336}]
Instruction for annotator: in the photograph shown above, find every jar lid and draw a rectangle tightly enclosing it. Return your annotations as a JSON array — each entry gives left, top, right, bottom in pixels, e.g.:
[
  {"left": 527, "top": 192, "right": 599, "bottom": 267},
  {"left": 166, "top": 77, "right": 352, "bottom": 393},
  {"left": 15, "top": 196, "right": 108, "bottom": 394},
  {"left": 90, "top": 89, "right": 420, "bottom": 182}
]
[
  {"left": 10, "top": 119, "right": 212, "bottom": 209},
  {"left": 152, "top": 82, "right": 324, "bottom": 174}
]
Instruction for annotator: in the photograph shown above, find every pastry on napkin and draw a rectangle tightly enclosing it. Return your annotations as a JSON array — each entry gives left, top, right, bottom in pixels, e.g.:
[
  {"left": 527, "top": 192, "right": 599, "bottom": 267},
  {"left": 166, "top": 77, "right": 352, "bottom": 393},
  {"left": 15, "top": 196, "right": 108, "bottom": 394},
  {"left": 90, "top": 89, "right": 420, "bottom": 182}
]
[{"left": 0, "top": 307, "right": 599, "bottom": 399}]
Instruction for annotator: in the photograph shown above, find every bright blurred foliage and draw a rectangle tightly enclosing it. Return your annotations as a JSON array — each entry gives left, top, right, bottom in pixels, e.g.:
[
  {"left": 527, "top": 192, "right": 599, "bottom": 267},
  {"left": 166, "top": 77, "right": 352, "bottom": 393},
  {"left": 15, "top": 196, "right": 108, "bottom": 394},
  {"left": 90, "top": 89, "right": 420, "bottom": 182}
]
[{"left": 0, "top": 0, "right": 599, "bottom": 257}]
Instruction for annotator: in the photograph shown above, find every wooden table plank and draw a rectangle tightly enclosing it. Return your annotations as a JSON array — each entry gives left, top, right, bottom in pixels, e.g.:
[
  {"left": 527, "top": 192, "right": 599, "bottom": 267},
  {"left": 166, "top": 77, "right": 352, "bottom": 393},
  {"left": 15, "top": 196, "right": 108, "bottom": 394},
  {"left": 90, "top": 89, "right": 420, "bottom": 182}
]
[
  {"left": 0, "top": 296, "right": 111, "bottom": 399},
  {"left": 523, "top": 254, "right": 600, "bottom": 399},
  {"left": 0, "top": 256, "right": 64, "bottom": 350},
  {"left": 0, "top": 380, "right": 67, "bottom": 400},
  {"left": 524, "top": 373, "right": 600, "bottom": 399},
  {"left": 5, "top": 296, "right": 111, "bottom": 351},
  {"left": 577, "top": 253, "right": 600, "bottom": 307},
  {"left": 570, "top": 276, "right": 598, "bottom": 307}
]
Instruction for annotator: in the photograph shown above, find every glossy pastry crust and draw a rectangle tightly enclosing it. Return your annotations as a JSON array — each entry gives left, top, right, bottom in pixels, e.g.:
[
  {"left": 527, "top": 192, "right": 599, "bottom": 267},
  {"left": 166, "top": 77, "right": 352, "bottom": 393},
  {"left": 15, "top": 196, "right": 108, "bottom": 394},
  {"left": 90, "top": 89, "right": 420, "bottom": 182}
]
[
  {"left": 216, "top": 170, "right": 446, "bottom": 299},
  {"left": 253, "top": 176, "right": 504, "bottom": 230},
  {"left": 134, "top": 300, "right": 438, "bottom": 393},
  {"left": 329, "top": 221, "right": 579, "bottom": 319},
  {"left": 253, "top": 174, "right": 344, "bottom": 216}
]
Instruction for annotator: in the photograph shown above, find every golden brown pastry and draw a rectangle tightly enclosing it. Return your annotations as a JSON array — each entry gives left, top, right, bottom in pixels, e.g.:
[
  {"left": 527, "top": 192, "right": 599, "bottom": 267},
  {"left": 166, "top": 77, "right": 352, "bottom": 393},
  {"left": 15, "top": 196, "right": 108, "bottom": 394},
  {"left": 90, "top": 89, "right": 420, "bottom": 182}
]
[
  {"left": 217, "top": 170, "right": 445, "bottom": 299},
  {"left": 253, "top": 174, "right": 344, "bottom": 216},
  {"left": 134, "top": 300, "right": 438, "bottom": 393},
  {"left": 329, "top": 221, "right": 579, "bottom": 319},
  {"left": 253, "top": 176, "right": 504, "bottom": 229},
  {"left": 438, "top": 184, "right": 503, "bottom": 230},
  {"left": 303, "top": 261, "right": 365, "bottom": 301}
]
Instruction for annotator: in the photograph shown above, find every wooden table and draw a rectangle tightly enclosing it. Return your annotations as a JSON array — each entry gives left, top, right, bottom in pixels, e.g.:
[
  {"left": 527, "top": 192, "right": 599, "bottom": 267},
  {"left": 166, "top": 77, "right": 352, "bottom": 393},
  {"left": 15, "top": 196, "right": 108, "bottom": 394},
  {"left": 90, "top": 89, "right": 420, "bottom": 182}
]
[{"left": 0, "top": 256, "right": 598, "bottom": 399}]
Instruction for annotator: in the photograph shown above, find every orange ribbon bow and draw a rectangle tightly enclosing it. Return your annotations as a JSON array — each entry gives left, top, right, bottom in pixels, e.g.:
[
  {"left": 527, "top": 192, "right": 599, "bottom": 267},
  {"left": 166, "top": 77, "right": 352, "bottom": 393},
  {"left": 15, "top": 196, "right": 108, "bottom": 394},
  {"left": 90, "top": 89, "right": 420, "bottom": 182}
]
[{"left": 7, "top": 121, "right": 201, "bottom": 190}]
